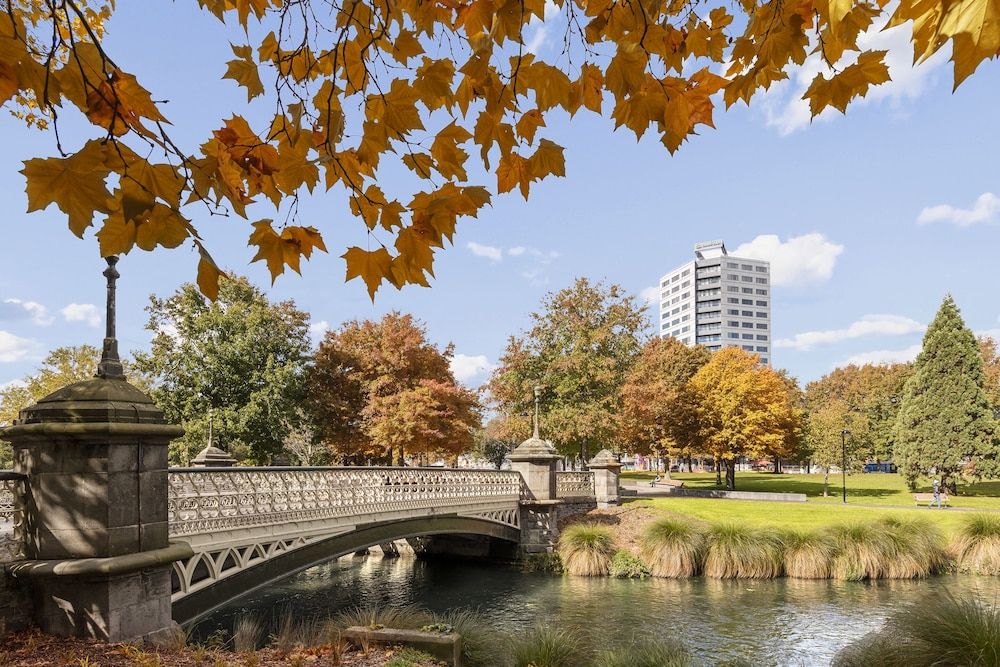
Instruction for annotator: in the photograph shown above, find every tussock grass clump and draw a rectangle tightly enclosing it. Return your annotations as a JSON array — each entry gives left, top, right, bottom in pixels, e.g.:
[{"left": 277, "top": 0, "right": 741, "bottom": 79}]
[
  {"left": 332, "top": 604, "right": 432, "bottom": 632},
  {"left": 954, "top": 513, "right": 1000, "bottom": 575},
  {"left": 782, "top": 530, "right": 837, "bottom": 579},
  {"left": 609, "top": 549, "right": 651, "bottom": 579},
  {"left": 434, "top": 609, "right": 501, "bottom": 667},
  {"left": 508, "top": 625, "right": 586, "bottom": 667},
  {"left": 558, "top": 524, "right": 616, "bottom": 576},
  {"left": 834, "top": 591, "right": 1000, "bottom": 667},
  {"left": 594, "top": 637, "right": 692, "bottom": 667},
  {"left": 232, "top": 614, "right": 264, "bottom": 652},
  {"left": 703, "top": 523, "right": 783, "bottom": 579},
  {"left": 640, "top": 518, "right": 703, "bottom": 578},
  {"left": 878, "top": 515, "right": 948, "bottom": 578},
  {"left": 829, "top": 522, "right": 894, "bottom": 580}
]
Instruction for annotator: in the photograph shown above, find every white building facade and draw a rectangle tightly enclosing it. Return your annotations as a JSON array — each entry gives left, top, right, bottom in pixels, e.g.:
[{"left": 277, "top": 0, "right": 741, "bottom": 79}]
[{"left": 657, "top": 240, "right": 772, "bottom": 365}]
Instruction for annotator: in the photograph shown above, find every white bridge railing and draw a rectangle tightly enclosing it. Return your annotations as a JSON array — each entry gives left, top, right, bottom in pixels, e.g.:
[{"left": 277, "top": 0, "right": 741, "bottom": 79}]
[
  {"left": 168, "top": 467, "right": 523, "bottom": 537},
  {"left": 555, "top": 470, "right": 596, "bottom": 499}
]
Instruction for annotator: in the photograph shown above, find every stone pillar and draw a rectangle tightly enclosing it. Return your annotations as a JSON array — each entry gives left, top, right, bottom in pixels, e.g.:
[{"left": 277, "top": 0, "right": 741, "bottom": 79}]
[
  {"left": 3, "top": 377, "right": 189, "bottom": 642},
  {"left": 588, "top": 449, "right": 622, "bottom": 508},
  {"left": 509, "top": 432, "right": 562, "bottom": 554}
]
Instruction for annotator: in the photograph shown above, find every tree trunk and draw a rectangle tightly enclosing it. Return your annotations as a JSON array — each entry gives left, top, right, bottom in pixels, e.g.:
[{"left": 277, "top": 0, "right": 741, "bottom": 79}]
[
  {"left": 823, "top": 469, "right": 829, "bottom": 497},
  {"left": 686, "top": 456, "right": 693, "bottom": 473},
  {"left": 773, "top": 456, "right": 780, "bottom": 473},
  {"left": 715, "top": 459, "right": 722, "bottom": 486},
  {"left": 725, "top": 460, "right": 736, "bottom": 490},
  {"left": 942, "top": 474, "right": 958, "bottom": 495}
]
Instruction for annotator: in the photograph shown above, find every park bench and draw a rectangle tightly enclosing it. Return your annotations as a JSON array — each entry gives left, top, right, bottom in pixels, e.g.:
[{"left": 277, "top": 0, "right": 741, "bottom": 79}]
[
  {"left": 650, "top": 478, "right": 685, "bottom": 488},
  {"left": 913, "top": 492, "right": 950, "bottom": 507}
]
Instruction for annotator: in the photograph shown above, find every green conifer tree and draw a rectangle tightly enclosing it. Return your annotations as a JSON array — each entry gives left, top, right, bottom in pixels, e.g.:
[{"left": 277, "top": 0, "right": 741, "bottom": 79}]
[{"left": 894, "top": 296, "right": 999, "bottom": 492}]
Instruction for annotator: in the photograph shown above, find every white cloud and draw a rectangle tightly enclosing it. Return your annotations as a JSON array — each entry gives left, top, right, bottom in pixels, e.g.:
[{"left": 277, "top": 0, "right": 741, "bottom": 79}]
[
  {"left": 508, "top": 246, "right": 527, "bottom": 257},
  {"left": 777, "top": 314, "right": 925, "bottom": 351},
  {"left": 0, "top": 331, "right": 38, "bottom": 363},
  {"left": 525, "top": 0, "right": 561, "bottom": 54},
  {"left": 732, "top": 233, "right": 844, "bottom": 286},
  {"left": 0, "top": 378, "right": 26, "bottom": 392},
  {"left": 640, "top": 286, "right": 659, "bottom": 307},
  {"left": 917, "top": 192, "right": 1000, "bottom": 227},
  {"left": 837, "top": 344, "right": 922, "bottom": 368},
  {"left": 309, "top": 320, "right": 330, "bottom": 342},
  {"left": 2, "top": 299, "right": 53, "bottom": 326},
  {"left": 760, "top": 19, "right": 949, "bottom": 135},
  {"left": 61, "top": 303, "right": 101, "bottom": 327},
  {"left": 467, "top": 242, "right": 503, "bottom": 262},
  {"left": 450, "top": 354, "right": 496, "bottom": 384}
]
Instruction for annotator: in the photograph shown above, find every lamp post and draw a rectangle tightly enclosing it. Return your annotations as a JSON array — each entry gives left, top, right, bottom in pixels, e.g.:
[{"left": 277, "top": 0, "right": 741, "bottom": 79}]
[{"left": 841, "top": 428, "right": 850, "bottom": 504}]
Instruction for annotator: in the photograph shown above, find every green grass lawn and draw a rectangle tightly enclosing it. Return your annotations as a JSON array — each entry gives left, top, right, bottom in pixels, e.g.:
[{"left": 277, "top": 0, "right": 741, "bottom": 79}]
[{"left": 618, "top": 471, "right": 1000, "bottom": 537}]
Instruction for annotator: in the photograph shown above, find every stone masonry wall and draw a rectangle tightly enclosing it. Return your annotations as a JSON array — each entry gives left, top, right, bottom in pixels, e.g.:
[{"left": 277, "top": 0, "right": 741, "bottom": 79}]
[{"left": 0, "top": 567, "right": 33, "bottom": 637}]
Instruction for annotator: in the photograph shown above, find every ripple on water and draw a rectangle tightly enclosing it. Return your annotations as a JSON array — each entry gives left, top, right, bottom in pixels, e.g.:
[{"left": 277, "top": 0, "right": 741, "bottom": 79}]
[{"left": 193, "top": 555, "right": 999, "bottom": 666}]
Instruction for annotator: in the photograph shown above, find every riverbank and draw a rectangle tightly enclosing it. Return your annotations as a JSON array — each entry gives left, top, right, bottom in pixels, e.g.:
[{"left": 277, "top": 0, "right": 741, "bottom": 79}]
[{"left": 0, "top": 630, "right": 440, "bottom": 667}]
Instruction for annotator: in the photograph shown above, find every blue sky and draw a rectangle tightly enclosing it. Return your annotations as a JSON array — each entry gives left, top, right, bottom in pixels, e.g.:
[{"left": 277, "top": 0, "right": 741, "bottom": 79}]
[{"left": 1, "top": 2, "right": 999, "bottom": 390}]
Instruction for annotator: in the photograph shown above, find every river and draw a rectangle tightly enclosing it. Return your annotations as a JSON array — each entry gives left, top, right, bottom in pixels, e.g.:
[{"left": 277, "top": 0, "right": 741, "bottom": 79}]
[{"left": 193, "top": 553, "right": 999, "bottom": 666}]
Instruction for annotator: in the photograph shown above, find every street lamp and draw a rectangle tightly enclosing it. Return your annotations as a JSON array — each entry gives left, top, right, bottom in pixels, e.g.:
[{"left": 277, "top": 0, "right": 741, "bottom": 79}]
[{"left": 841, "top": 428, "right": 850, "bottom": 504}]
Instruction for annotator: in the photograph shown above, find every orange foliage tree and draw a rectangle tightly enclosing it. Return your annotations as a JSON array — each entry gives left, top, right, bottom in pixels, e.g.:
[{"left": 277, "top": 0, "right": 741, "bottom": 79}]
[
  {"left": 305, "top": 312, "right": 480, "bottom": 464},
  {"left": 4, "top": 0, "right": 998, "bottom": 296}
]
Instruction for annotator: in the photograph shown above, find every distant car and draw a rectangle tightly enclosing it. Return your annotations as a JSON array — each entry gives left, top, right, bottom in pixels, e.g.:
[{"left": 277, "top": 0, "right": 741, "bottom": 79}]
[{"left": 669, "top": 464, "right": 680, "bottom": 472}]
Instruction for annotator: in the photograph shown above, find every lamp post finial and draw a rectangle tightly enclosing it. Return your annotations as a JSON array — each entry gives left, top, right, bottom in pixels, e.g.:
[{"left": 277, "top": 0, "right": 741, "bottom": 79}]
[{"left": 96, "top": 256, "right": 125, "bottom": 379}]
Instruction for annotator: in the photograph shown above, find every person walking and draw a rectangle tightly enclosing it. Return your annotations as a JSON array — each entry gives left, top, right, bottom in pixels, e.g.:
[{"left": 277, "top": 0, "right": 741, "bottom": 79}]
[{"left": 932, "top": 478, "right": 942, "bottom": 509}]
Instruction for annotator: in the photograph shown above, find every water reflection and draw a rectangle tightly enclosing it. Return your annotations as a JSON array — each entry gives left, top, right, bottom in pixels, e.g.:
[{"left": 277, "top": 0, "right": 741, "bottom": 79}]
[{"left": 196, "top": 554, "right": 999, "bottom": 666}]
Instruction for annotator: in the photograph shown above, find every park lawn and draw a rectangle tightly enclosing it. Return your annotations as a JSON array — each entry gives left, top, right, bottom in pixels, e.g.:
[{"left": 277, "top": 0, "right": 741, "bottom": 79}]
[
  {"left": 627, "top": 496, "right": 973, "bottom": 537},
  {"left": 620, "top": 471, "right": 1000, "bottom": 509}
]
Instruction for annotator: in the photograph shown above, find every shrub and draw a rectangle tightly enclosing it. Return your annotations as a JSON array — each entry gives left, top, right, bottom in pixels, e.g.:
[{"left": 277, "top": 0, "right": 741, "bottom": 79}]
[
  {"left": 522, "top": 552, "right": 563, "bottom": 574},
  {"left": 594, "top": 637, "right": 692, "bottom": 667},
  {"left": 828, "top": 523, "right": 894, "bottom": 581},
  {"left": 782, "top": 530, "right": 836, "bottom": 580},
  {"left": 384, "top": 647, "right": 438, "bottom": 667},
  {"left": 558, "top": 524, "right": 616, "bottom": 576},
  {"left": 609, "top": 550, "right": 652, "bottom": 579},
  {"left": 703, "top": 523, "right": 783, "bottom": 579},
  {"left": 954, "top": 513, "right": 1000, "bottom": 575},
  {"left": 640, "top": 518, "right": 703, "bottom": 578},
  {"left": 878, "top": 515, "right": 948, "bottom": 578},
  {"left": 507, "top": 625, "right": 586, "bottom": 667},
  {"left": 833, "top": 591, "right": 1000, "bottom": 667}
]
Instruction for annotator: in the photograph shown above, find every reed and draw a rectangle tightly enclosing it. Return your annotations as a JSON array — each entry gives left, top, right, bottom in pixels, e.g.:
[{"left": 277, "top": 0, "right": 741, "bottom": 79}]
[
  {"left": 433, "top": 609, "right": 502, "bottom": 667},
  {"left": 828, "top": 522, "right": 894, "bottom": 580},
  {"left": 232, "top": 614, "right": 264, "bottom": 652},
  {"left": 703, "top": 523, "right": 783, "bottom": 579},
  {"left": 782, "top": 530, "right": 836, "bottom": 580},
  {"left": 639, "top": 518, "right": 703, "bottom": 578},
  {"left": 878, "top": 515, "right": 948, "bottom": 579},
  {"left": 558, "top": 524, "right": 617, "bottom": 576},
  {"left": 953, "top": 513, "right": 1000, "bottom": 575},
  {"left": 331, "top": 604, "right": 432, "bottom": 632}
]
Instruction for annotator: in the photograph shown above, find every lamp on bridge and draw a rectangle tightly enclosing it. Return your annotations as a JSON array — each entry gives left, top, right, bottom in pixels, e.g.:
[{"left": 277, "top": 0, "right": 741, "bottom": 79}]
[
  {"left": 2, "top": 257, "right": 190, "bottom": 643},
  {"left": 190, "top": 407, "right": 236, "bottom": 467}
]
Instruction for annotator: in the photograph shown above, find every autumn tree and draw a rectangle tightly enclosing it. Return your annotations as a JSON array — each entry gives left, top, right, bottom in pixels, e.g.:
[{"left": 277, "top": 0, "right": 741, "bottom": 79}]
[
  {"left": 488, "top": 278, "right": 645, "bottom": 461},
  {"left": 689, "top": 347, "right": 801, "bottom": 490},
  {"left": 894, "top": 296, "right": 999, "bottom": 493},
  {"left": 305, "top": 312, "right": 479, "bottom": 464},
  {"left": 806, "top": 398, "right": 867, "bottom": 496},
  {"left": 5, "top": 1, "right": 998, "bottom": 298},
  {"left": 472, "top": 418, "right": 519, "bottom": 469},
  {"left": 618, "top": 337, "right": 710, "bottom": 470},
  {"left": 132, "top": 276, "right": 311, "bottom": 466},
  {"left": 978, "top": 336, "right": 1000, "bottom": 412}
]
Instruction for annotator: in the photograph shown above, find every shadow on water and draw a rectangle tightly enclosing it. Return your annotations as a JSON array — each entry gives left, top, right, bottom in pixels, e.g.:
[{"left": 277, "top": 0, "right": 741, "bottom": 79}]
[{"left": 193, "top": 554, "right": 999, "bottom": 666}]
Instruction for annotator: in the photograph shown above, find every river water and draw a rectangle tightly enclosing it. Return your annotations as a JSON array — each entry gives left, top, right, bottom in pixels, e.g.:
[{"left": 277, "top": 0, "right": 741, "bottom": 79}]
[{"left": 194, "top": 554, "right": 999, "bottom": 666}]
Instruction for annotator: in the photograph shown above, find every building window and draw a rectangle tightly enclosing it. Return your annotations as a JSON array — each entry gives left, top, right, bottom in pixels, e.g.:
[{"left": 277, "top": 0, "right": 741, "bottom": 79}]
[
  {"left": 681, "top": 314, "right": 690, "bottom": 321},
  {"left": 761, "top": 358, "right": 769, "bottom": 364},
  {"left": 728, "top": 332, "right": 740, "bottom": 339},
  {"left": 742, "top": 288, "right": 753, "bottom": 294},
  {"left": 727, "top": 286, "right": 740, "bottom": 292},
  {"left": 682, "top": 280, "right": 691, "bottom": 287},
  {"left": 756, "top": 300, "right": 768, "bottom": 307},
  {"left": 741, "top": 299, "right": 753, "bottom": 305},
  {"left": 741, "top": 264, "right": 752, "bottom": 271},
  {"left": 681, "top": 303, "right": 689, "bottom": 310},
  {"left": 755, "top": 266, "right": 767, "bottom": 273},
  {"left": 742, "top": 334, "right": 753, "bottom": 340},
  {"left": 672, "top": 307, "right": 680, "bottom": 315},
  {"left": 756, "top": 346, "right": 768, "bottom": 352},
  {"left": 672, "top": 275, "right": 680, "bottom": 282},
  {"left": 682, "top": 269, "right": 690, "bottom": 276},
  {"left": 727, "top": 309, "right": 739, "bottom": 315},
  {"left": 727, "top": 320, "right": 740, "bottom": 327},
  {"left": 727, "top": 274, "right": 739, "bottom": 280},
  {"left": 681, "top": 325, "right": 690, "bottom": 333},
  {"left": 741, "top": 310, "right": 753, "bottom": 317},
  {"left": 756, "top": 311, "right": 767, "bottom": 318},
  {"left": 756, "top": 289, "right": 768, "bottom": 295},
  {"left": 682, "top": 292, "right": 690, "bottom": 299},
  {"left": 756, "top": 335, "right": 768, "bottom": 341},
  {"left": 742, "top": 322, "right": 754, "bottom": 328},
  {"left": 727, "top": 262, "right": 738, "bottom": 268},
  {"left": 728, "top": 298, "right": 740, "bottom": 304},
  {"left": 742, "top": 345, "right": 754, "bottom": 351},
  {"left": 756, "top": 277, "right": 768, "bottom": 284},
  {"left": 671, "top": 286, "right": 679, "bottom": 293},
  {"left": 756, "top": 323, "right": 768, "bottom": 329},
  {"left": 672, "top": 318, "right": 680, "bottom": 326},
  {"left": 741, "top": 275, "right": 753, "bottom": 283},
  {"left": 707, "top": 345, "right": 721, "bottom": 351}
]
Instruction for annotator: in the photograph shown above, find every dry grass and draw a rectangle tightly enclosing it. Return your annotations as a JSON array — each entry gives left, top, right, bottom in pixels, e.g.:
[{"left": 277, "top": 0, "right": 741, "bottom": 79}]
[
  {"left": 639, "top": 518, "right": 703, "bottom": 578},
  {"left": 782, "top": 530, "right": 837, "bottom": 579},
  {"left": 954, "top": 513, "right": 1000, "bottom": 575},
  {"left": 558, "top": 524, "right": 617, "bottom": 576},
  {"left": 233, "top": 614, "right": 264, "bottom": 652},
  {"left": 703, "top": 523, "right": 784, "bottom": 579},
  {"left": 878, "top": 516, "right": 947, "bottom": 579}
]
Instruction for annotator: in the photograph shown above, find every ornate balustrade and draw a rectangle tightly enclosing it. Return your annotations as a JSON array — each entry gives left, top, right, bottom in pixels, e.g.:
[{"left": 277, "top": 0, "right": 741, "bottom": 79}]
[
  {"left": 555, "top": 470, "right": 595, "bottom": 499},
  {"left": 168, "top": 467, "right": 523, "bottom": 537},
  {"left": 0, "top": 471, "right": 25, "bottom": 562}
]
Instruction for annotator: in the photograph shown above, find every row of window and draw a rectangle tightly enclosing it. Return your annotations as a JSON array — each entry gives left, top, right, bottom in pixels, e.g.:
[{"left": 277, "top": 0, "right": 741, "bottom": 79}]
[
  {"left": 726, "top": 309, "right": 768, "bottom": 318},
  {"left": 725, "top": 262, "right": 768, "bottom": 274},
  {"left": 726, "top": 286, "right": 769, "bottom": 296}
]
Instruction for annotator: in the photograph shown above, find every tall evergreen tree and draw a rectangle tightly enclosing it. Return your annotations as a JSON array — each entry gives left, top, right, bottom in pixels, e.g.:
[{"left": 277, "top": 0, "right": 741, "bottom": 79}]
[{"left": 894, "top": 296, "right": 999, "bottom": 492}]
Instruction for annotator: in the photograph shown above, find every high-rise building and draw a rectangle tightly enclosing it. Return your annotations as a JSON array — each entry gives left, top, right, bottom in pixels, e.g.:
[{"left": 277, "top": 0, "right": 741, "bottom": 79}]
[{"left": 657, "top": 240, "right": 772, "bottom": 365}]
